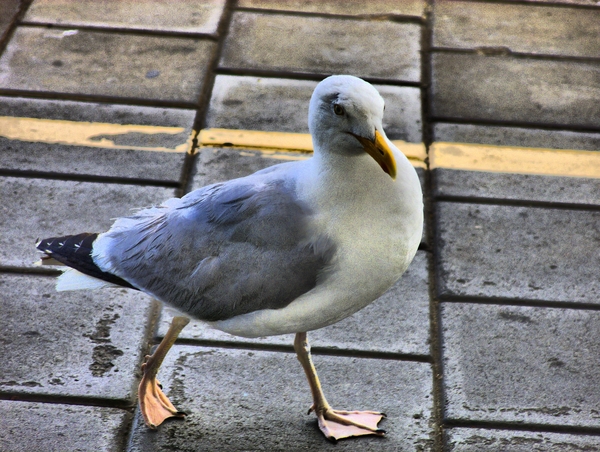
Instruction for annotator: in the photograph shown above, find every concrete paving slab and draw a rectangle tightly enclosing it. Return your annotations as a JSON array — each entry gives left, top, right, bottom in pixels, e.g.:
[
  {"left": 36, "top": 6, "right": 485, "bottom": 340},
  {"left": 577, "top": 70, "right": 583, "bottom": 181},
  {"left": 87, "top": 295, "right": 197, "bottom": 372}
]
[
  {"left": 0, "top": 400, "right": 130, "bottom": 452},
  {"left": 0, "top": 27, "right": 216, "bottom": 103},
  {"left": 0, "top": 0, "right": 19, "bottom": 44},
  {"left": 158, "top": 251, "right": 431, "bottom": 357},
  {"left": 432, "top": 169, "right": 600, "bottom": 206},
  {"left": 238, "top": 0, "right": 426, "bottom": 18},
  {"left": 206, "top": 75, "right": 423, "bottom": 141},
  {"left": 0, "top": 176, "right": 174, "bottom": 267},
  {"left": 0, "top": 97, "right": 195, "bottom": 180},
  {"left": 127, "top": 345, "right": 434, "bottom": 451},
  {"left": 0, "top": 273, "right": 153, "bottom": 401},
  {"left": 206, "top": 76, "right": 317, "bottom": 133},
  {"left": 445, "top": 427, "right": 600, "bottom": 451},
  {"left": 0, "top": 96, "right": 197, "bottom": 126},
  {"left": 521, "top": 0, "right": 600, "bottom": 4},
  {"left": 220, "top": 12, "right": 421, "bottom": 82},
  {"left": 433, "top": 1, "right": 600, "bottom": 58},
  {"left": 435, "top": 202, "right": 600, "bottom": 303},
  {"left": 433, "top": 123, "right": 600, "bottom": 151},
  {"left": 0, "top": 139, "right": 187, "bottom": 182},
  {"left": 431, "top": 53, "right": 600, "bottom": 128},
  {"left": 441, "top": 302, "right": 600, "bottom": 427},
  {"left": 190, "top": 146, "right": 300, "bottom": 189},
  {"left": 24, "top": 0, "right": 226, "bottom": 35}
]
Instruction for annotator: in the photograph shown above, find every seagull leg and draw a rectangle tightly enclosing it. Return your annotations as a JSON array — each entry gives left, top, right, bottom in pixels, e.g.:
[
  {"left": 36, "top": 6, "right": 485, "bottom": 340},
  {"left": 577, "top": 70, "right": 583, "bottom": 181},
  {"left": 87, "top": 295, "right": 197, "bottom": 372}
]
[
  {"left": 138, "top": 315, "right": 190, "bottom": 429},
  {"left": 293, "top": 332, "right": 386, "bottom": 441}
]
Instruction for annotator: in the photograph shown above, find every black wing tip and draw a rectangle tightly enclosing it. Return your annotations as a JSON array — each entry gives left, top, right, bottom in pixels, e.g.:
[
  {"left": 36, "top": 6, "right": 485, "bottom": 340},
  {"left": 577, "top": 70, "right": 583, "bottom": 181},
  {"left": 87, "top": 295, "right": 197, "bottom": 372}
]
[
  {"left": 36, "top": 232, "right": 99, "bottom": 253},
  {"left": 35, "top": 232, "right": 137, "bottom": 291}
]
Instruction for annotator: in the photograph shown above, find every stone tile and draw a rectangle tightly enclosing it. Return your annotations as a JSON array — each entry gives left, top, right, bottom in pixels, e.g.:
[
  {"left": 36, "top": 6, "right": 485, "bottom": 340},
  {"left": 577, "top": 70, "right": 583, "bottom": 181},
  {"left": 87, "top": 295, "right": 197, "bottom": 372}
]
[
  {"left": 0, "top": 97, "right": 195, "bottom": 180},
  {"left": 0, "top": 140, "right": 187, "bottom": 182},
  {"left": 0, "top": 400, "right": 129, "bottom": 452},
  {"left": 0, "top": 176, "right": 174, "bottom": 267},
  {"left": 24, "top": 0, "right": 226, "bottom": 35},
  {"left": 191, "top": 146, "right": 298, "bottom": 188},
  {"left": 0, "top": 273, "right": 153, "bottom": 401},
  {"left": 431, "top": 53, "right": 600, "bottom": 128},
  {"left": 238, "top": 0, "right": 426, "bottom": 17},
  {"left": 441, "top": 303, "right": 600, "bottom": 427},
  {"left": 507, "top": 0, "right": 600, "bottom": 6},
  {"left": 433, "top": 1, "right": 600, "bottom": 58},
  {"left": 206, "top": 75, "right": 423, "bottom": 141},
  {"left": 206, "top": 76, "right": 317, "bottom": 133},
  {"left": 435, "top": 202, "right": 600, "bottom": 303},
  {"left": 377, "top": 84, "right": 423, "bottom": 142},
  {"left": 432, "top": 169, "right": 600, "bottom": 206},
  {"left": 0, "top": 0, "right": 19, "bottom": 43},
  {"left": 220, "top": 12, "right": 421, "bottom": 82},
  {"left": 0, "top": 96, "right": 196, "bottom": 125},
  {"left": 127, "top": 345, "right": 434, "bottom": 451},
  {"left": 0, "top": 27, "right": 216, "bottom": 103},
  {"left": 433, "top": 123, "right": 600, "bottom": 151},
  {"left": 158, "top": 251, "right": 431, "bottom": 356},
  {"left": 445, "top": 427, "right": 600, "bottom": 451}
]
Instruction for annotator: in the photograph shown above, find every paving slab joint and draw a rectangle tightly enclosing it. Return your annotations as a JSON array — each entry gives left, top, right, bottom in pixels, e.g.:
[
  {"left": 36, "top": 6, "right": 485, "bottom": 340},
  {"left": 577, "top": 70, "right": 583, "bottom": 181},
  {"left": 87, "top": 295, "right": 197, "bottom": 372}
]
[{"left": 234, "top": 6, "right": 425, "bottom": 23}]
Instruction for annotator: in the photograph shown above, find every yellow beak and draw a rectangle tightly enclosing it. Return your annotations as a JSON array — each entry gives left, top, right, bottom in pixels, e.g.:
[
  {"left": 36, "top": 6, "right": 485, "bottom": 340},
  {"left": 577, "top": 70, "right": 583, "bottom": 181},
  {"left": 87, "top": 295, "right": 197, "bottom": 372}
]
[{"left": 349, "top": 130, "right": 397, "bottom": 179}]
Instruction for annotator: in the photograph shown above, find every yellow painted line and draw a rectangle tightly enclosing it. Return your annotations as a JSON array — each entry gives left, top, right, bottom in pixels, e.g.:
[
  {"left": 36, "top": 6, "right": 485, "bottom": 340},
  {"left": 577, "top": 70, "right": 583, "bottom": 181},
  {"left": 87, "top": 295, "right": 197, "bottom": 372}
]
[
  {"left": 430, "top": 142, "right": 600, "bottom": 179},
  {"left": 199, "top": 128, "right": 427, "bottom": 166},
  {"left": 0, "top": 116, "right": 193, "bottom": 153},
  {"left": 200, "top": 128, "right": 313, "bottom": 152}
]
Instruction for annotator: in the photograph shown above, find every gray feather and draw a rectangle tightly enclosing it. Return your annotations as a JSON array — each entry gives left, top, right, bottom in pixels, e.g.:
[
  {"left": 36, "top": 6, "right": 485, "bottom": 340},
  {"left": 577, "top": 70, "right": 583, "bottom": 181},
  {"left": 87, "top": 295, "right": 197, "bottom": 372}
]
[{"left": 95, "top": 171, "right": 336, "bottom": 322}]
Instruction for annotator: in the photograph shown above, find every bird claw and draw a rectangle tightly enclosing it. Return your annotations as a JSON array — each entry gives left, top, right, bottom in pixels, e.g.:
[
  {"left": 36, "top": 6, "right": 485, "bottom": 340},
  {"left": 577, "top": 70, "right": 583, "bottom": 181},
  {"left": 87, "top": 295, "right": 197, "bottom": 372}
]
[
  {"left": 138, "top": 375, "right": 185, "bottom": 429},
  {"left": 311, "top": 407, "right": 386, "bottom": 441}
]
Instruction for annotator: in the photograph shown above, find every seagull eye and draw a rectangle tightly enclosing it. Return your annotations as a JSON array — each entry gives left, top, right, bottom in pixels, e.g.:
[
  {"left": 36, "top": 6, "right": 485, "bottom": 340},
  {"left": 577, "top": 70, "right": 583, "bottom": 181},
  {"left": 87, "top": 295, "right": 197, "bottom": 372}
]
[{"left": 333, "top": 104, "right": 345, "bottom": 116}]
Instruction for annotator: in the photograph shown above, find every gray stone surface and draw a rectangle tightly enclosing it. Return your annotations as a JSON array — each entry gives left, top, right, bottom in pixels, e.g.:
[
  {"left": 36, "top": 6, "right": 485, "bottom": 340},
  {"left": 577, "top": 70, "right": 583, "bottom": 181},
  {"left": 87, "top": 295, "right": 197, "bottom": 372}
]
[
  {"left": 190, "top": 146, "right": 299, "bottom": 189},
  {"left": 24, "top": 0, "right": 226, "bottom": 35},
  {"left": 505, "top": 0, "right": 600, "bottom": 6},
  {"left": 220, "top": 12, "right": 421, "bottom": 82},
  {"left": 0, "top": 0, "right": 19, "bottom": 43},
  {"left": 0, "top": 139, "right": 187, "bottom": 182},
  {"left": 432, "top": 169, "right": 600, "bottom": 206},
  {"left": 0, "top": 96, "right": 197, "bottom": 125},
  {"left": 445, "top": 427, "right": 600, "bottom": 451},
  {"left": 206, "top": 75, "right": 423, "bottom": 141},
  {"left": 435, "top": 202, "right": 600, "bottom": 303},
  {"left": 206, "top": 76, "right": 317, "bottom": 133},
  {"left": 0, "top": 27, "right": 216, "bottom": 103},
  {"left": 441, "top": 303, "right": 600, "bottom": 427},
  {"left": 0, "top": 273, "right": 153, "bottom": 401},
  {"left": 0, "top": 176, "right": 174, "bottom": 267},
  {"left": 158, "top": 251, "right": 431, "bottom": 356},
  {"left": 127, "top": 345, "right": 434, "bottom": 451},
  {"left": 433, "top": 1, "right": 600, "bottom": 58},
  {"left": 0, "top": 97, "right": 194, "bottom": 180},
  {"left": 431, "top": 53, "right": 600, "bottom": 128},
  {"left": 238, "top": 0, "right": 426, "bottom": 17},
  {"left": 0, "top": 400, "right": 130, "bottom": 452},
  {"left": 433, "top": 122, "right": 600, "bottom": 151}
]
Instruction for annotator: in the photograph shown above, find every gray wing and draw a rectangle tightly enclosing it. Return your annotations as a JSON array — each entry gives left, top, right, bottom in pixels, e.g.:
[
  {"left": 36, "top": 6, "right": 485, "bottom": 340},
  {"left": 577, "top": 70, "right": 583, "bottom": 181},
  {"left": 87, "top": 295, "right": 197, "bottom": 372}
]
[{"left": 93, "top": 172, "right": 335, "bottom": 322}]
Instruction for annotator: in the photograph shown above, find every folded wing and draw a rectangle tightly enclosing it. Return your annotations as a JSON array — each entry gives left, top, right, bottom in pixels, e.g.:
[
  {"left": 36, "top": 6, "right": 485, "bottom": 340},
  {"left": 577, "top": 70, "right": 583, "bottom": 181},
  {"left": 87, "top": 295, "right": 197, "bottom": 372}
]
[{"left": 94, "top": 173, "right": 335, "bottom": 322}]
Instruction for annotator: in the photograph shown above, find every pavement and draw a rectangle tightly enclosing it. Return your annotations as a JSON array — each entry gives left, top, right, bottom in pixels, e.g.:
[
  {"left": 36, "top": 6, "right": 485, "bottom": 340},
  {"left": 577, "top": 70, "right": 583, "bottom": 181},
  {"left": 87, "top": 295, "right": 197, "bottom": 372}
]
[{"left": 0, "top": 1, "right": 599, "bottom": 451}]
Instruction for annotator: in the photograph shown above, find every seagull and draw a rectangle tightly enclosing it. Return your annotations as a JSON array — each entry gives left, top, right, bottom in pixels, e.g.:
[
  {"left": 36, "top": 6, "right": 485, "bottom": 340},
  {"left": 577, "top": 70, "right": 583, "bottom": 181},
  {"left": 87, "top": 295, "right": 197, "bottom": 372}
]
[{"left": 36, "top": 75, "right": 423, "bottom": 441}]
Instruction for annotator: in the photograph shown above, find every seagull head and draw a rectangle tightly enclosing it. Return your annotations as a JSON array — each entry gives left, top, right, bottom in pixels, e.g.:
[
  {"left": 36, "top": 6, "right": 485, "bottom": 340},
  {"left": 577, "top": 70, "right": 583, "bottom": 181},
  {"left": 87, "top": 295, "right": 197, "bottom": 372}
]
[{"left": 308, "top": 75, "right": 397, "bottom": 179}]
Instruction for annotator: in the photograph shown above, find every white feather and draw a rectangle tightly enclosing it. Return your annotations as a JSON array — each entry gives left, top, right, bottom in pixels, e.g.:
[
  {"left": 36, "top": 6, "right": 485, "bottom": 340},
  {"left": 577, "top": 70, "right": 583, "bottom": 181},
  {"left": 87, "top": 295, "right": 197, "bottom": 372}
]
[{"left": 56, "top": 268, "right": 118, "bottom": 291}]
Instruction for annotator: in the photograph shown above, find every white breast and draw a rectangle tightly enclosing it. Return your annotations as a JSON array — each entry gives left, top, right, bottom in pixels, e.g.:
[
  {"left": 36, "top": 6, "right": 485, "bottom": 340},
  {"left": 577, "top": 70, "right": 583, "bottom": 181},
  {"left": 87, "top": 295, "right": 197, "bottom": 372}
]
[{"left": 212, "top": 150, "right": 423, "bottom": 338}]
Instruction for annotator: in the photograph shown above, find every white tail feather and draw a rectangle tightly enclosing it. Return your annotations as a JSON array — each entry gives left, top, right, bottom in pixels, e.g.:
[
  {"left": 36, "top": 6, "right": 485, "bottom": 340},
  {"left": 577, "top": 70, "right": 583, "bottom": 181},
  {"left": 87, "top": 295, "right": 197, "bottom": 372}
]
[{"left": 56, "top": 268, "right": 118, "bottom": 291}]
